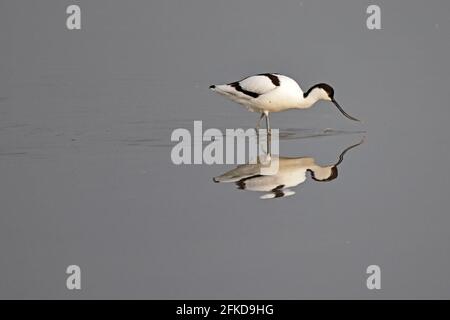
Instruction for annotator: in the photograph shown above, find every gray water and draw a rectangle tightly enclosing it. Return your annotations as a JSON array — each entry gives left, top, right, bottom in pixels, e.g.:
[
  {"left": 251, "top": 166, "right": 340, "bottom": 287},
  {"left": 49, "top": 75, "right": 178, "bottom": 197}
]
[{"left": 1, "top": 0, "right": 450, "bottom": 299}]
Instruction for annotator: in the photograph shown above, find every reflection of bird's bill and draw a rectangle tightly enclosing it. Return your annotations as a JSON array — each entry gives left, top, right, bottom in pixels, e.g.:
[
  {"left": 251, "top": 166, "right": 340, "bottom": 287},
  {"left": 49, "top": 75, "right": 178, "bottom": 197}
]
[
  {"left": 334, "top": 137, "right": 365, "bottom": 166},
  {"left": 308, "top": 137, "right": 365, "bottom": 181},
  {"left": 332, "top": 99, "right": 360, "bottom": 122}
]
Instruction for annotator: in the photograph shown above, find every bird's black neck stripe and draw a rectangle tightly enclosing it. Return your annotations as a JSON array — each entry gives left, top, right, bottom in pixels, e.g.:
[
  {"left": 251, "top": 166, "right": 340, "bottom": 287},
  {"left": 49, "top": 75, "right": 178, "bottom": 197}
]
[
  {"left": 259, "top": 73, "right": 281, "bottom": 86},
  {"left": 229, "top": 82, "right": 260, "bottom": 98},
  {"left": 303, "top": 86, "right": 316, "bottom": 98}
]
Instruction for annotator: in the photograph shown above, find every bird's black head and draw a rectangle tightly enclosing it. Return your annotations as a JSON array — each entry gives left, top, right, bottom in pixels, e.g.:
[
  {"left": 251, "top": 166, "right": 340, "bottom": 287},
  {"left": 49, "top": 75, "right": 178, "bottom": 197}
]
[
  {"left": 305, "top": 83, "right": 360, "bottom": 122},
  {"left": 304, "top": 83, "right": 334, "bottom": 100},
  {"left": 317, "top": 83, "right": 334, "bottom": 100},
  {"left": 308, "top": 166, "right": 339, "bottom": 182}
]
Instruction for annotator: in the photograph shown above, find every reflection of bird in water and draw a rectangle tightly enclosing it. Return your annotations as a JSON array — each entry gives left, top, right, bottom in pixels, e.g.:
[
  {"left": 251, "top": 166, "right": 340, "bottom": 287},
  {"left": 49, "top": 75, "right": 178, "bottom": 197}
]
[
  {"left": 209, "top": 73, "right": 360, "bottom": 132},
  {"left": 213, "top": 138, "right": 364, "bottom": 199}
]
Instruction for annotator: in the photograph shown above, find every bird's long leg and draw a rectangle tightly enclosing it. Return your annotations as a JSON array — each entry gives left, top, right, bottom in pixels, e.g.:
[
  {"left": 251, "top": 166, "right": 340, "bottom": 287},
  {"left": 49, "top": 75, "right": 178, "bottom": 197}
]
[
  {"left": 265, "top": 112, "right": 271, "bottom": 135},
  {"left": 264, "top": 111, "right": 271, "bottom": 155},
  {"left": 255, "top": 113, "right": 265, "bottom": 131}
]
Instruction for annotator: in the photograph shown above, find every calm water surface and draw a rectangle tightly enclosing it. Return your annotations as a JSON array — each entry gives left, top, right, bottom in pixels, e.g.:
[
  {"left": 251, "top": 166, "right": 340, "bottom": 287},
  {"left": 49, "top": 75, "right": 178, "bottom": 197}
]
[{"left": 1, "top": 1, "right": 450, "bottom": 298}]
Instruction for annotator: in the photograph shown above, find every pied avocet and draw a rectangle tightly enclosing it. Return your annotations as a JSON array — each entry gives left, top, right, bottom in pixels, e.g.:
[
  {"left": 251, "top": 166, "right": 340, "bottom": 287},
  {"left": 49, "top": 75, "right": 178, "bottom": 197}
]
[{"left": 210, "top": 73, "right": 360, "bottom": 131}]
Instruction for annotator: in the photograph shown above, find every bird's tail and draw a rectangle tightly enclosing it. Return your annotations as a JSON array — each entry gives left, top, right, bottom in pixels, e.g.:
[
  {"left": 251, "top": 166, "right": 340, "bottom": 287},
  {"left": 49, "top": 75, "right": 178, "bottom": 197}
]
[{"left": 209, "top": 84, "right": 233, "bottom": 96}]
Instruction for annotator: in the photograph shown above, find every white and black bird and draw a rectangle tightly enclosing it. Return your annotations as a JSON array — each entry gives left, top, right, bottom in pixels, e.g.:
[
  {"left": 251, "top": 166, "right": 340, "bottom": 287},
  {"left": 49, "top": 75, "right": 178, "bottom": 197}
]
[
  {"left": 209, "top": 73, "right": 360, "bottom": 131},
  {"left": 213, "top": 138, "right": 364, "bottom": 199}
]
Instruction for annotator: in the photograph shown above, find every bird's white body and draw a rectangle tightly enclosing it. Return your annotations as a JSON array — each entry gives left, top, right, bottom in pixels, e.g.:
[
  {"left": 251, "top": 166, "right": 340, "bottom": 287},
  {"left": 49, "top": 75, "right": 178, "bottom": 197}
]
[
  {"left": 210, "top": 73, "right": 360, "bottom": 128},
  {"left": 211, "top": 73, "right": 326, "bottom": 113},
  {"left": 214, "top": 74, "right": 296, "bottom": 112}
]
